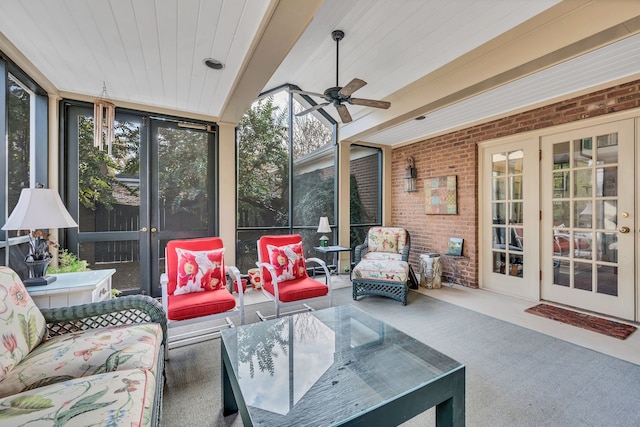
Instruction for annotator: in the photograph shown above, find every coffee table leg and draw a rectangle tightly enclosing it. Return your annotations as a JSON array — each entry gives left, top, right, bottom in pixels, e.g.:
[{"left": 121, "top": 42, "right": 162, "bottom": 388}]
[
  {"left": 436, "top": 367, "right": 465, "bottom": 426},
  {"left": 221, "top": 349, "right": 238, "bottom": 415}
]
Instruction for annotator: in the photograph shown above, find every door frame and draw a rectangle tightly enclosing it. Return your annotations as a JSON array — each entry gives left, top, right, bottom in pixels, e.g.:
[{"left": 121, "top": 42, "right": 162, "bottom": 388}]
[
  {"left": 478, "top": 135, "right": 540, "bottom": 300},
  {"left": 61, "top": 101, "right": 218, "bottom": 297},
  {"left": 479, "top": 108, "right": 639, "bottom": 322}
]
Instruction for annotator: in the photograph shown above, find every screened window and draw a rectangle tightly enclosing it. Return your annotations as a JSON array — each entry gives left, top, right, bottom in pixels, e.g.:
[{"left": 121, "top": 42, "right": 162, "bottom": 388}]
[
  {"left": 236, "top": 87, "right": 337, "bottom": 272},
  {"left": 0, "top": 55, "right": 49, "bottom": 278}
]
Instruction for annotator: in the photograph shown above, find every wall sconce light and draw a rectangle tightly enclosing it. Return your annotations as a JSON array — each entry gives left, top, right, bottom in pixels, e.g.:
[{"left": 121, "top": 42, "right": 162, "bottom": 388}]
[{"left": 404, "top": 156, "right": 417, "bottom": 193}]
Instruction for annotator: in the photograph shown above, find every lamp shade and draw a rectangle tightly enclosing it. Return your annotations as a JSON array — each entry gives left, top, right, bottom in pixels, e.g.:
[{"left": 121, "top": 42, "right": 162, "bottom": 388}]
[
  {"left": 2, "top": 188, "right": 78, "bottom": 230},
  {"left": 317, "top": 217, "right": 331, "bottom": 233}
]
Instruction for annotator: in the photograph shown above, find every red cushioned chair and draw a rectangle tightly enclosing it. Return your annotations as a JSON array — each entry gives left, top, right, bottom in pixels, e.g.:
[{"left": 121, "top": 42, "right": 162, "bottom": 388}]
[
  {"left": 256, "top": 234, "right": 332, "bottom": 320},
  {"left": 161, "top": 237, "right": 244, "bottom": 350}
]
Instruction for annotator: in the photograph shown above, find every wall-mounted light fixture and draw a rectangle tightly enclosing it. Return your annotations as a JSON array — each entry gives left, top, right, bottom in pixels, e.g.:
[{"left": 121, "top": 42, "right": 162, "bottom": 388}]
[{"left": 404, "top": 156, "right": 417, "bottom": 193}]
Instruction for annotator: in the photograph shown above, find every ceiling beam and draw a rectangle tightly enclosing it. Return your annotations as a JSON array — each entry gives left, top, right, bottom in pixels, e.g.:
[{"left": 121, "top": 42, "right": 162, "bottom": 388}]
[
  {"left": 219, "top": 0, "right": 323, "bottom": 124},
  {"left": 339, "top": 0, "right": 640, "bottom": 143}
]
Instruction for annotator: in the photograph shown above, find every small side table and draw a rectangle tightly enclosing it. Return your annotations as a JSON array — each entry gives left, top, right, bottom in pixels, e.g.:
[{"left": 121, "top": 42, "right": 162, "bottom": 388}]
[
  {"left": 443, "top": 255, "right": 469, "bottom": 287},
  {"left": 26, "top": 269, "right": 116, "bottom": 309},
  {"left": 313, "top": 246, "right": 352, "bottom": 278}
]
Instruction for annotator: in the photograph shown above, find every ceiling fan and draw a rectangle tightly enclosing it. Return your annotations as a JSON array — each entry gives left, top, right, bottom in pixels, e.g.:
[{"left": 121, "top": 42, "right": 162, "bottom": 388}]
[{"left": 292, "top": 30, "right": 391, "bottom": 123}]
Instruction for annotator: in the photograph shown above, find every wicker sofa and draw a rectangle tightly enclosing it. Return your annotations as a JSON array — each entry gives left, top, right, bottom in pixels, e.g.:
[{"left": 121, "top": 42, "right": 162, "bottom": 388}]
[
  {"left": 352, "top": 227, "right": 411, "bottom": 305},
  {"left": 0, "top": 266, "right": 167, "bottom": 426}
]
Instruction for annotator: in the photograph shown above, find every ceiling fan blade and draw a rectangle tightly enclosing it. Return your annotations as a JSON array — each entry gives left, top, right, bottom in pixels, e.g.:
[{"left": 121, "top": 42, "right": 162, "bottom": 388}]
[
  {"left": 295, "top": 102, "right": 329, "bottom": 117},
  {"left": 338, "top": 78, "right": 367, "bottom": 97},
  {"left": 349, "top": 98, "right": 391, "bottom": 109},
  {"left": 336, "top": 104, "right": 352, "bottom": 123},
  {"left": 290, "top": 88, "right": 326, "bottom": 98}
]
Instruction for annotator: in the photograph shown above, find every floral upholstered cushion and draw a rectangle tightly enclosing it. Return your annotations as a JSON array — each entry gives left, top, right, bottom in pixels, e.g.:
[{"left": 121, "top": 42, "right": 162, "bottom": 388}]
[
  {"left": 362, "top": 252, "right": 403, "bottom": 262},
  {"left": 0, "top": 322, "right": 163, "bottom": 399},
  {"left": 0, "top": 368, "right": 156, "bottom": 426},
  {"left": 0, "top": 267, "right": 47, "bottom": 382},
  {"left": 266, "top": 243, "right": 307, "bottom": 282},
  {"left": 353, "top": 259, "right": 409, "bottom": 283},
  {"left": 367, "top": 227, "right": 407, "bottom": 254},
  {"left": 174, "top": 247, "right": 226, "bottom": 295}
]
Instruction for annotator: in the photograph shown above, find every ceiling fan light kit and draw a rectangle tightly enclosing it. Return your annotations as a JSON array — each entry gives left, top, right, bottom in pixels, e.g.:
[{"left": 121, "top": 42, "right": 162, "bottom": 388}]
[{"left": 293, "top": 30, "right": 391, "bottom": 123}]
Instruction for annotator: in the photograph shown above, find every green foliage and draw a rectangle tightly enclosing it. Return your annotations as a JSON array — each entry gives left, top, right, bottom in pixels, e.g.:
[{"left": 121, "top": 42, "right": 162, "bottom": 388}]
[
  {"left": 47, "top": 249, "right": 88, "bottom": 274},
  {"left": 292, "top": 170, "right": 334, "bottom": 225},
  {"left": 77, "top": 116, "right": 141, "bottom": 210},
  {"left": 237, "top": 97, "right": 289, "bottom": 227}
]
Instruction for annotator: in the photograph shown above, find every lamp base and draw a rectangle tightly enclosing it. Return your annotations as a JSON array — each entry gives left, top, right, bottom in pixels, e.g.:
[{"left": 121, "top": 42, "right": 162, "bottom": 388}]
[{"left": 23, "top": 275, "right": 57, "bottom": 287}]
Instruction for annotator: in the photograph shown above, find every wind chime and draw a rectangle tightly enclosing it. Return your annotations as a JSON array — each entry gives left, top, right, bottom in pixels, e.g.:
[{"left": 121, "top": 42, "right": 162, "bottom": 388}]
[{"left": 93, "top": 82, "right": 115, "bottom": 155}]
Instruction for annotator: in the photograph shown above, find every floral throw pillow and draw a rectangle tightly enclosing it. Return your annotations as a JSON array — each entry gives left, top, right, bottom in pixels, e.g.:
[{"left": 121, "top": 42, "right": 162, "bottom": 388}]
[
  {"left": 174, "top": 247, "right": 225, "bottom": 295},
  {"left": 369, "top": 230, "right": 399, "bottom": 254},
  {"left": 266, "top": 243, "right": 307, "bottom": 282}
]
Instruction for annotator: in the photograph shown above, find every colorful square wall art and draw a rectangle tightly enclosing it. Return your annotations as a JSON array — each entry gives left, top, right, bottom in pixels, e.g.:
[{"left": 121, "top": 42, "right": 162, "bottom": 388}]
[{"left": 424, "top": 175, "right": 457, "bottom": 214}]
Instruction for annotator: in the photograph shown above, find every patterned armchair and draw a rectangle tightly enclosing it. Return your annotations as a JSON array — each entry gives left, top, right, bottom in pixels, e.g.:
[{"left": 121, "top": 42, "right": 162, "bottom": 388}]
[{"left": 352, "top": 227, "right": 411, "bottom": 305}]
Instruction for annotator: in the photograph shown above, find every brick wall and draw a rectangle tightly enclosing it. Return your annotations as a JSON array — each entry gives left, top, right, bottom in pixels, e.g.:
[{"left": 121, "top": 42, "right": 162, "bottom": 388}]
[{"left": 392, "top": 80, "right": 640, "bottom": 287}]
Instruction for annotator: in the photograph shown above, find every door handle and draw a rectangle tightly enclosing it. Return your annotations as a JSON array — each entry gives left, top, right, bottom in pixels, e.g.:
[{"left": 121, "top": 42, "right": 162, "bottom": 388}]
[
  {"left": 618, "top": 226, "right": 630, "bottom": 234},
  {"left": 151, "top": 227, "right": 157, "bottom": 233},
  {"left": 140, "top": 227, "right": 148, "bottom": 232}
]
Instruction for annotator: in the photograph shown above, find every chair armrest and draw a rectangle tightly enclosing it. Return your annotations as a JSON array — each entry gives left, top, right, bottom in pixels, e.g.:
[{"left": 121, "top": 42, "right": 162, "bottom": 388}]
[
  {"left": 257, "top": 261, "right": 281, "bottom": 300},
  {"left": 225, "top": 265, "right": 244, "bottom": 325},
  {"left": 401, "top": 233, "right": 411, "bottom": 262},
  {"left": 306, "top": 257, "right": 332, "bottom": 284},
  {"left": 40, "top": 295, "right": 168, "bottom": 352},
  {"left": 354, "top": 238, "right": 369, "bottom": 264}
]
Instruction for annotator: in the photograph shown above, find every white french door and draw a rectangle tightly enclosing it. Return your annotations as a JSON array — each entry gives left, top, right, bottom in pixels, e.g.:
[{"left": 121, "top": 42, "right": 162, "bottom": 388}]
[
  {"left": 540, "top": 119, "right": 635, "bottom": 320},
  {"left": 480, "top": 139, "right": 540, "bottom": 299}
]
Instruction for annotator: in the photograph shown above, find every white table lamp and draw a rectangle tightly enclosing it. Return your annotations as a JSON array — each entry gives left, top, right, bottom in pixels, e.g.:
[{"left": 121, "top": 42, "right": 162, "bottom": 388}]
[
  {"left": 317, "top": 217, "right": 331, "bottom": 247},
  {"left": 2, "top": 187, "right": 78, "bottom": 286}
]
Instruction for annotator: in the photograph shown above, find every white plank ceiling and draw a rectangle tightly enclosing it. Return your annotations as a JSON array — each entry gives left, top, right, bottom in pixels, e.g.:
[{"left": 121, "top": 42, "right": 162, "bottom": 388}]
[{"left": 1, "top": 0, "right": 640, "bottom": 146}]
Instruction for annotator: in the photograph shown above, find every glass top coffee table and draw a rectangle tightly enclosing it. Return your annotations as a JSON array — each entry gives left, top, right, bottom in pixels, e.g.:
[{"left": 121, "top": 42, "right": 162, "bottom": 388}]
[{"left": 221, "top": 305, "right": 465, "bottom": 426}]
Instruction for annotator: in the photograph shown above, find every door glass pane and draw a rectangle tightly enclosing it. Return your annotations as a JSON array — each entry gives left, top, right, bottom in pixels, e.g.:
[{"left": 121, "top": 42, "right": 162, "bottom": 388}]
[
  {"left": 595, "top": 133, "right": 617, "bottom": 164},
  {"left": 553, "top": 171, "right": 569, "bottom": 198},
  {"left": 508, "top": 150, "right": 523, "bottom": 174},
  {"left": 553, "top": 259, "right": 570, "bottom": 286},
  {"left": 574, "top": 261, "right": 592, "bottom": 291},
  {"left": 510, "top": 202, "right": 523, "bottom": 224},
  {"left": 509, "top": 176, "right": 523, "bottom": 199},
  {"left": 595, "top": 200, "right": 617, "bottom": 230},
  {"left": 596, "top": 232, "right": 617, "bottom": 263},
  {"left": 574, "top": 200, "right": 592, "bottom": 228},
  {"left": 493, "top": 252, "right": 505, "bottom": 274},
  {"left": 552, "top": 201, "right": 570, "bottom": 226},
  {"left": 492, "top": 153, "right": 505, "bottom": 176},
  {"left": 78, "top": 116, "right": 141, "bottom": 233},
  {"left": 597, "top": 265, "right": 618, "bottom": 296},
  {"left": 157, "top": 127, "right": 208, "bottom": 232},
  {"left": 574, "top": 138, "right": 593, "bottom": 167},
  {"left": 492, "top": 178, "right": 506, "bottom": 200},
  {"left": 597, "top": 167, "right": 617, "bottom": 197},
  {"left": 79, "top": 241, "right": 139, "bottom": 293},
  {"left": 573, "top": 169, "right": 592, "bottom": 198}
]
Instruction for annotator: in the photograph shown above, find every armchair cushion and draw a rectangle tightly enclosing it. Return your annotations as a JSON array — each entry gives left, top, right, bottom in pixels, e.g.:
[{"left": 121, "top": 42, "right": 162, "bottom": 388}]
[
  {"left": 0, "top": 368, "right": 157, "bottom": 426},
  {"left": 266, "top": 242, "right": 307, "bottom": 282},
  {"left": 367, "top": 227, "right": 407, "bottom": 254},
  {"left": 0, "top": 322, "right": 163, "bottom": 399},
  {"left": 0, "top": 268, "right": 47, "bottom": 382},
  {"left": 174, "top": 247, "right": 226, "bottom": 295},
  {"left": 361, "top": 252, "right": 403, "bottom": 262},
  {"left": 166, "top": 288, "right": 236, "bottom": 321},
  {"left": 263, "top": 276, "right": 329, "bottom": 303},
  {"left": 353, "top": 259, "right": 409, "bottom": 283}
]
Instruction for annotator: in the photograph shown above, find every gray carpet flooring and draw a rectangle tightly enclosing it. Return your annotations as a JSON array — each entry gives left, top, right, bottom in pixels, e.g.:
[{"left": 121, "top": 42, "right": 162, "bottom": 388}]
[{"left": 162, "top": 287, "right": 640, "bottom": 427}]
